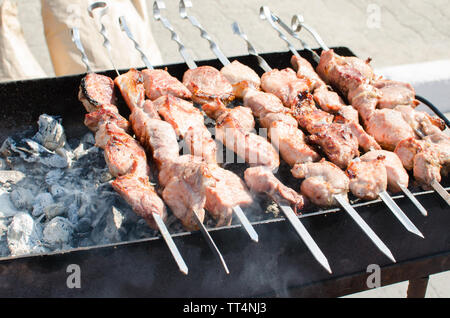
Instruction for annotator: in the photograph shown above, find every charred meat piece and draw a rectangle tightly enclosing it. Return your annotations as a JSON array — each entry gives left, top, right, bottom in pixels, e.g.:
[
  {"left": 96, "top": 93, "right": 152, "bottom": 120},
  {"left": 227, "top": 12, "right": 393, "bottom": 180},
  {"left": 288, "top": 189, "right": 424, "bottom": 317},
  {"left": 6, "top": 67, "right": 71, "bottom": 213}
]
[
  {"left": 317, "top": 49, "right": 374, "bottom": 97},
  {"left": 206, "top": 164, "right": 253, "bottom": 227},
  {"left": 291, "top": 55, "right": 326, "bottom": 90},
  {"left": 261, "top": 68, "right": 311, "bottom": 107},
  {"left": 220, "top": 60, "right": 261, "bottom": 98},
  {"left": 346, "top": 158, "right": 387, "bottom": 200},
  {"left": 78, "top": 73, "right": 117, "bottom": 113},
  {"left": 291, "top": 160, "right": 349, "bottom": 207},
  {"left": 373, "top": 79, "right": 418, "bottom": 109},
  {"left": 84, "top": 104, "right": 130, "bottom": 133},
  {"left": 361, "top": 150, "right": 409, "bottom": 193},
  {"left": 291, "top": 92, "right": 334, "bottom": 131},
  {"left": 112, "top": 175, "right": 167, "bottom": 230},
  {"left": 142, "top": 69, "right": 192, "bottom": 101},
  {"left": 114, "top": 69, "right": 146, "bottom": 111},
  {"left": 244, "top": 166, "right": 305, "bottom": 213},
  {"left": 153, "top": 95, "right": 217, "bottom": 164},
  {"left": 183, "top": 66, "right": 234, "bottom": 104}
]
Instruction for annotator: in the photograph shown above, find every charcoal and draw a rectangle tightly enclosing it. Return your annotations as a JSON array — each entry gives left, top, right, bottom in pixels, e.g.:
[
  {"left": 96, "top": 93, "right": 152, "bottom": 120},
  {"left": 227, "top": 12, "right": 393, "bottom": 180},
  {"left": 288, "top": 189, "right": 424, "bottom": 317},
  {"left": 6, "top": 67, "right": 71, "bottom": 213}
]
[
  {"left": 0, "top": 189, "right": 20, "bottom": 219},
  {"left": 32, "top": 193, "right": 54, "bottom": 217},
  {"left": 43, "top": 217, "right": 73, "bottom": 249},
  {"left": 10, "top": 188, "right": 34, "bottom": 210},
  {"left": 33, "top": 114, "right": 67, "bottom": 151},
  {"left": 0, "top": 170, "right": 25, "bottom": 185},
  {"left": 7, "top": 212, "right": 45, "bottom": 256}
]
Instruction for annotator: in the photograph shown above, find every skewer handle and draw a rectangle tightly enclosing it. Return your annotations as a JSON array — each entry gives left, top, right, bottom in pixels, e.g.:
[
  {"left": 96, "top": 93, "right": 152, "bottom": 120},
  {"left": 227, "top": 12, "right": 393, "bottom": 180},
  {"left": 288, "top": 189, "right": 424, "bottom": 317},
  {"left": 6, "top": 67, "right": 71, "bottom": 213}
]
[
  {"left": 88, "top": 1, "right": 120, "bottom": 76},
  {"left": 259, "top": 6, "right": 301, "bottom": 59},
  {"left": 291, "top": 14, "right": 329, "bottom": 51},
  {"left": 70, "top": 27, "right": 92, "bottom": 73},
  {"left": 192, "top": 210, "right": 230, "bottom": 274},
  {"left": 153, "top": 0, "right": 197, "bottom": 70},
  {"left": 119, "top": 16, "right": 153, "bottom": 70},
  {"left": 231, "top": 22, "right": 272, "bottom": 73},
  {"left": 179, "top": 0, "right": 230, "bottom": 66},
  {"left": 153, "top": 212, "right": 189, "bottom": 275}
]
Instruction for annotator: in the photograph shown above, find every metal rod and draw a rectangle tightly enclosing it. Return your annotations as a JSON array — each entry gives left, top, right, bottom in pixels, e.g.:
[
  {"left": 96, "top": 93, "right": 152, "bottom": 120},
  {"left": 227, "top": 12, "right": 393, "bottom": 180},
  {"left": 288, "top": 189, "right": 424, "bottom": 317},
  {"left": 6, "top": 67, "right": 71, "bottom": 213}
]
[
  {"left": 259, "top": 6, "right": 301, "bottom": 59},
  {"left": 153, "top": 0, "right": 197, "bottom": 70},
  {"left": 193, "top": 210, "right": 230, "bottom": 274},
  {"left": 70, "top": 27, "right": 92, "bottom": 73},
  {"left": 231, "top": 22, "right": 272, "bottom": 73},
  {"left": 179, "top": 0, "right": 230, "bottom": 66},
  {"left": 88, "top": 2, "right": 120, "bottom": 77},
  {"left": 232, "top": 206, "right": 259, "bottom": 243},
  {"left": 153, "top": 212, "right": 189, "bottom": 275},
  {"left": 291, "top": 14, "right": 329, "bottom": 51},
  {"left": 118, "top": 16, "right": 153, "bottom": 70},
  {"left": 279, "top": 204, "right": 332, "bottom": 273},
  {"left": 334, "top": 194, "right": 396, "bottom": 263},
  {"left": 378, "top": 191, "right": 424, "bottom": 238},
  {"left": 398, "top": 183, "right": 428, "bottom": 216},
  {"left": 430, "top": 180, "right": 450, "bottom": 206}
]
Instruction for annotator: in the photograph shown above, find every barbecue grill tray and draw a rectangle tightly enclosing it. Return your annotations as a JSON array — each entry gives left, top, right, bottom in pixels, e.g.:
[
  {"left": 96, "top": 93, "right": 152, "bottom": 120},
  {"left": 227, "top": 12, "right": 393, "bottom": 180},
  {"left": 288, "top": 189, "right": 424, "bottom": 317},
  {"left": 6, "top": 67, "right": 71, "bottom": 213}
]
[{"left": 0, "top": 48, "right": 448, "bottom": 298}]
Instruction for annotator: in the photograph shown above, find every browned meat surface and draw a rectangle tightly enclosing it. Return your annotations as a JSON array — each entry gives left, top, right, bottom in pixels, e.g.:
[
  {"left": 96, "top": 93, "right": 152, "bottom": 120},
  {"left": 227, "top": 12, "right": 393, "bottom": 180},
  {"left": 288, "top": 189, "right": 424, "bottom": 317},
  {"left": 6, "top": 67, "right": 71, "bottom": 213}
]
[
  {"left": 347, "top": 83, "right": 380, "bottom": 120},
  {"left": 317, "top": 49, "right": 374, "bottom": 97},
  {"left": 361, "top": 150, "right": 409, "bottom": 193},
  {"left": 260, "top": 68, "right": 310, "bottom": 107},
  {"left": 78, "top": 73, "right": 116, "bottom": 113},
  {"left": 183, "top": 66, "right": 234, "bottom": 104},
  {"left": 220, "top": 60, "right": 261, "bottom": 98},
  {"left": 153, "top": 95, "right": 217, "bottom": 164},
  {"left": 84, "top": 104, "right": 130, "bottom": 133},
  {"left": 394, "top": 137, "right": 424, "bottom": 170},
  {"left": 291, "top": 160, "right": 349, "bottom": 207},
  {"left": 337, "top": 105, "right": 360, "bottom": 123},
  {"left": 142, "top": 69, "right": 192, "bottom": 101},
  {"left": 206, "top": 165, "right": 253, "bottom": 226},
  {"left": 112, "top": 175, "right": 167, "bottom": 230},
  {"left": 337, "top": 120, "right": 381, "bottom": 152},
  {"left": 114, "top": 69, "right": 146, "bottom": 111},
  {"left": 373, "top": 79, "right": 418, "bottom": 109},
  {"left": 244, "top": 166, "right": 305, "bottom": 213},
  {"left": 291, "top": 93, "right": 334, "bottom": 132},
  {"left": 290, "top": 55, "right": 325, "bottom": 90},
  {"left": 346, "top": 159, "right": 387, "bottom": 200}
]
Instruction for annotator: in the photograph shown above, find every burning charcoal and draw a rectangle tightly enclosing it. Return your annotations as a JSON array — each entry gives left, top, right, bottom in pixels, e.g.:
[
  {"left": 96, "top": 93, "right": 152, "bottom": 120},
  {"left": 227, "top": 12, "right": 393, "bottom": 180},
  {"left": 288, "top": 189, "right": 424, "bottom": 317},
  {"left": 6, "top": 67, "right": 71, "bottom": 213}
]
[
  {"left": 0, "top": 170, "right": 25, "bottom": 185},
  {"left": 45, "top": 170, "right": 63, "bottom": 185},
  {"left": 75, "top": 217, "right": 92, "bottom": 234},
  {"left": 7, "top": 212, "right": 44, "bottom": 256},
  {"left": 49, "top": 185, "right": 67, "bottom": 199},
  {"left": 44, "top": 203, "right": 66, "bottom": 220},
  {"left": 103, "top": 207, "right": 127, "bottom": 243},
  {"left": 67, "top": 201, "right": 79, "bottom": 225},
  {"left": 32, "top": 193, "right": 54, "bottom": 217},
  {"left": 10, "top": 188, "right": 34, "bottom": 210},
  {"left": 43, "top": 217, "right": 73, "bottom": 249},
  {"left": 40, "top": 153, "right": 71, "bottom": 169},
  {"left": 33, "top": 114, "right": 67, "bottom": 151},
  {"left": 0, "top": 189, "right": 20, "bottom": 219}
]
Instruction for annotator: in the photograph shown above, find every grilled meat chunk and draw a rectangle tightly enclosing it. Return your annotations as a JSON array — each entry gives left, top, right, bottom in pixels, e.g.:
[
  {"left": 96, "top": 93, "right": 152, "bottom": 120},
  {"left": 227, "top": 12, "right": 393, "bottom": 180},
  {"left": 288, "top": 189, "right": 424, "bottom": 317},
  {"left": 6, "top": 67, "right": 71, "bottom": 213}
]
[
  {"left": 361, "top": 150, "right": 409, "bottom": 193},
  {"left": 84, "top": 104, "right": 130, "bottom": 133},
  {"left": 291, "top": 55, "right": 326, "bottom": 90},
  {"left": 183, "top": 66, "right": 234, "bottom": 104},
  {"left": 220, "top": 60, "right": 261, "bottom": 98},
  {"left": 313, "top": 85, "right": 347, "bottom": 113},
  {"left": 142, "top": 68, "right": 192, "bottom": 101},
  {"left": 346, "top": 158, "right": 387, "bottom": 200},
  {"left": 373, "top": 79, "right": 418, "bottom": 109},
  {"left": 394, "top": 105, "right": 446, "bottom": 136},
  {"left": 291, "top": 160, "right": 349, "bottom": 207},
  {"left": 112, "top": 175, "right": 167, "bottom": 229},
  {"left": 244, "top": 166, "right": 305, "bottom": 213},
  {"left": 78, "top": 73, "right": 117, "bottom": 113},
  {"left": 114, "top": 69, "right": 146, "bottom": 111}
]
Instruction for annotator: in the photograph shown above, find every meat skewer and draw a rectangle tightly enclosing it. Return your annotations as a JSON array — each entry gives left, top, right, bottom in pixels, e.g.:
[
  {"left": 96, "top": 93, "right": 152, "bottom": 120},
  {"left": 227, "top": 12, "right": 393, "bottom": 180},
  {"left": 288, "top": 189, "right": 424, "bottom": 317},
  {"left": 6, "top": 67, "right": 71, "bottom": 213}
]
[
  {"left": 289, "top": 13, "right": 449, "bottom": 206},
  {"left": 259, "top": 7, "right": 430, "bottom": 220},
  {"left": 169, "top": 0, "right": 333, "bottom": 272},
  {"left": 71, "top": 26, "right": 188, "bottom": 275},
  {"left": 119, "top": 15, "right": 259, "bottom": 243}
]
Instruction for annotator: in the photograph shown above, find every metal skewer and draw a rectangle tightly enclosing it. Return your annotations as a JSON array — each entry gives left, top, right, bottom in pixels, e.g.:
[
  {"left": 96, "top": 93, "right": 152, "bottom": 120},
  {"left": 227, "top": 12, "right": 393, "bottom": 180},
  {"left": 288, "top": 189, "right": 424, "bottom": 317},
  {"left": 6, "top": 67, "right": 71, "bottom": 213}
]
[
  {"left": 88, "top": 2, "right": 120, "bottom": 77},
  {"left": 232, "top": 21, "right": 397, "bottom": 262},
  {"left": 178, "top": 1, "right": 333, "bottom": 273},
  {"left": 153, "top": 0, "right": 231, "bottom": 273},
  {"left": 289, "top": 13, "right": 449, "bottom": 208},
  {"left": 71, "top": 21, "right": 189, "bottom": 276}
]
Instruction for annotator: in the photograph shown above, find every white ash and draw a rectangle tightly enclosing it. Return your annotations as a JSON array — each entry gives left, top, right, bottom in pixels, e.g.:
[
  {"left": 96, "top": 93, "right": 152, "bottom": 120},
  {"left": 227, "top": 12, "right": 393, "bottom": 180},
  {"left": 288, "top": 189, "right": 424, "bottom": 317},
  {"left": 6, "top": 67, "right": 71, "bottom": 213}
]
[{"left": 0, "top": 114, "right": 165, "bottom": 258}]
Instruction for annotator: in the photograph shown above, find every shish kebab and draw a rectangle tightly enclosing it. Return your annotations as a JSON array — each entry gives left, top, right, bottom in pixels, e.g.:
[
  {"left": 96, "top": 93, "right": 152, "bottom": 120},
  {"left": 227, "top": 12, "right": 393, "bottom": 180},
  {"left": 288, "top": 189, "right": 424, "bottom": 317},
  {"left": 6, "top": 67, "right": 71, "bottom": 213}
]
[
  {"left": 87, "top": 2, "right": 252, "bottom": 274},
  {"left": 71, "top": 27, "right": 189, "bottom": 275},
  {"left": 175, "top": 4, "right": 396, "bottom": 261},
  {"left": 229, "top": 21, "right": 423, "bottom": 242},
  {"left": 288, "top": 13, "right": 450, "bottom": 206},
  {"left": 258, "top": 6, "right": 429, "bottom": 217},
  {"left": 154, "top": 0, "right": 333, "bottom": 272}
]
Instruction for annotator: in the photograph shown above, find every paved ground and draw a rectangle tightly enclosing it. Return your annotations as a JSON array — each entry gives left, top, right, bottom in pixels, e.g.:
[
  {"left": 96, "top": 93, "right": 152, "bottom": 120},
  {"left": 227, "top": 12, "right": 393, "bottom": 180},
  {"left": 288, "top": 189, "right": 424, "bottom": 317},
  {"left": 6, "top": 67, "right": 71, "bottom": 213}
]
[{"left": 9, "top": 0, "right": 450, "bottom": 298}]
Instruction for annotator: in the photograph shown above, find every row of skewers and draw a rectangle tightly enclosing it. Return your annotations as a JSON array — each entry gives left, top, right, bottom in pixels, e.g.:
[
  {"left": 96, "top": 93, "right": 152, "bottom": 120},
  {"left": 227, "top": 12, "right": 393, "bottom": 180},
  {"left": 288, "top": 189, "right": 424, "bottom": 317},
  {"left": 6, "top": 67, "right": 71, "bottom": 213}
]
[{"left": 71, "top": 1, "right": 449, "bottom": 275}]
